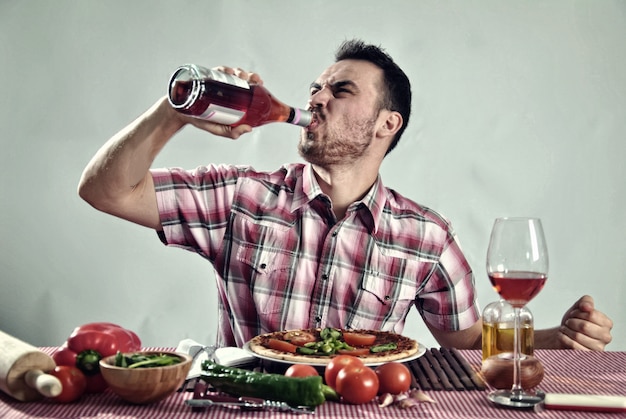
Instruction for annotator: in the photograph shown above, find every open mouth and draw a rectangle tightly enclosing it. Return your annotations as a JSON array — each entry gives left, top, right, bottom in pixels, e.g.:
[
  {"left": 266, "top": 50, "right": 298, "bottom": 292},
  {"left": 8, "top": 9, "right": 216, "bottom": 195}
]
[{"left": 307, "top": 111, "right": 322, "bottom": 131}]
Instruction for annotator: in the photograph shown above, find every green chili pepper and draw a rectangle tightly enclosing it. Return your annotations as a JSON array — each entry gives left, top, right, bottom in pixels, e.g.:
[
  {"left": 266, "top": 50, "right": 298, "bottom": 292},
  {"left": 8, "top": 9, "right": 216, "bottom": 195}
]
[
  {"left": 114, "top": 351, "right": 127, "bottom": 368},
  {"left": 113, "top": 352, "right": 182, "bottom": 368},
  {"left": 320, "top": 328, "right": 332, "bottom": 340},
  {"left": 296, "top": 346, "right": 318, "bottom": 355},
  {"left": 320, "top": 327, "right": 341, "bottom": 340},
  {"left": 200, "top": 361, "right": 338, "bottom": 407},
  {"left": 370, "top": 342, "right": 398, "bottom": 353}
]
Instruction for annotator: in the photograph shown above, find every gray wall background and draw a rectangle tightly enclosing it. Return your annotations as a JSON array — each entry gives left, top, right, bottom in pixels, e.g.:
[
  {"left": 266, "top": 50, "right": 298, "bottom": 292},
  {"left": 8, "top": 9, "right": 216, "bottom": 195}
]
[{"left": 1, "top": 1, "right": 625, "bottom": 351}]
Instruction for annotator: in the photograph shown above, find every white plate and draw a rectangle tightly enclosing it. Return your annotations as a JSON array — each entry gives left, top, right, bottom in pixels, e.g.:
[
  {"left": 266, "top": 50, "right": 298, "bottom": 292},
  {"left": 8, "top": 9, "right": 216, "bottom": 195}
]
[{"left": 243, "top": 341, "right": 427, "bottom": 367}]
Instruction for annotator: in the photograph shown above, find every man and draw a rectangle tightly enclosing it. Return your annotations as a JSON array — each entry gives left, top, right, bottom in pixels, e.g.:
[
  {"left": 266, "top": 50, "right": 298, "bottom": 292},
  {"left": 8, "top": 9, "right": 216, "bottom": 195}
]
[{"left": 78, "top": 40, "right": 613, "bottom": 350}]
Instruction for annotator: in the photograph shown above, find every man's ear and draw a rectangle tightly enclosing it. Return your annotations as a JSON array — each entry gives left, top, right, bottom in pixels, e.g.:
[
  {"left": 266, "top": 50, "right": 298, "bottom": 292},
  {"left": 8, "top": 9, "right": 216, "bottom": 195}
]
[{"left": 378, "top": 110, "right": 403, "bottom": 138}]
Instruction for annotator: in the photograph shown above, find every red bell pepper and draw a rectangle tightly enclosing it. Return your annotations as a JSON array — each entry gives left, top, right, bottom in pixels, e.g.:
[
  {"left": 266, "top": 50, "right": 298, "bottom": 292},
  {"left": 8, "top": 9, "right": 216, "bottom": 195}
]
[{"left": 52, "top": 322, "right": 141, "bottom": 393}]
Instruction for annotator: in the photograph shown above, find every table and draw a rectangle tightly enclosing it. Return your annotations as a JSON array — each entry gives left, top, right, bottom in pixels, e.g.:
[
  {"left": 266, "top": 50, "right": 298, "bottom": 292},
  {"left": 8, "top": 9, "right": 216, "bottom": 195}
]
[{"left": 1, "top": 348, "right": 625, "bottom": 418}]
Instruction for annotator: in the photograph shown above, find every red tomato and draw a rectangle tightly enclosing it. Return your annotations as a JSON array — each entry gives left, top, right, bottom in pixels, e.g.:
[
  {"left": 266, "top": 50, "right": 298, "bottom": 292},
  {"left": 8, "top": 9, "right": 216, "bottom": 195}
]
[
  {"left": 267, "top": 338, "right": 297, "bottom": 353},
  {"left": 324, "top": 355, "right": 363, "bottom": 389},
  {"left": 284, "top": 364, "right": 319, "bottom": 377},
  {"left": 342, "top": 332, "right": 376, "bottom": 347},
  {"left": 48, "top": 366, "right": 87, "bottom": 403},
  {"left": 337, "top": 348, "right": 370, "bottom": 356},
  {"left": 283, "top": 331, "right": 316, "bottom": 346},
  {"left": 375, "top": 362, "right": 412, "bottom": 394},
  {"left": 335, "top": 364, "right": 379, "bottom": 404}
]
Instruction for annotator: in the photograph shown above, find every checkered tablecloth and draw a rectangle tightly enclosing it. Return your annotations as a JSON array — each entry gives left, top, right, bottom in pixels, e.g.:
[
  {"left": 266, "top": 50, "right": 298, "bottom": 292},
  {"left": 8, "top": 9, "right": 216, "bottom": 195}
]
[{"left": 1, "top": 348, "right": 625, "bottom": 418}]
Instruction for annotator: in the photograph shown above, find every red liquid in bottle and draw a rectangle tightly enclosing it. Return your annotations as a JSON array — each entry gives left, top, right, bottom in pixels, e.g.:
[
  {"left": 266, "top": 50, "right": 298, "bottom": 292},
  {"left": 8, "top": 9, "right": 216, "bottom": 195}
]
[
  {"left": 170, "top": 79, "right": 253, "bottom": 119},
  {"left": 488, "top": 271, "right": 547, "bottom": 307},
  {"left": 168, "top": 65, "right": 310, "bottom": 127}
]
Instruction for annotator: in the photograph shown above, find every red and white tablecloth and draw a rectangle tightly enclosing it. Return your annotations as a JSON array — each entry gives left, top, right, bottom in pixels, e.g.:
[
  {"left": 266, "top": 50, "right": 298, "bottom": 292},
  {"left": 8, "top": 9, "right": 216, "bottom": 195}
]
[{"left": 1, "top": 348, "right": 625, "bottom": 418}]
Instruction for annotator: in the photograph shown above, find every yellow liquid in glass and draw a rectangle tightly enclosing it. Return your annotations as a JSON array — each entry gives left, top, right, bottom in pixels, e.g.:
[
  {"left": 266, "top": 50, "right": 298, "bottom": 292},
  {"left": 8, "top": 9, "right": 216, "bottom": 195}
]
[{"left": 482, "top": 322, "right": 534, "bottom": 360}]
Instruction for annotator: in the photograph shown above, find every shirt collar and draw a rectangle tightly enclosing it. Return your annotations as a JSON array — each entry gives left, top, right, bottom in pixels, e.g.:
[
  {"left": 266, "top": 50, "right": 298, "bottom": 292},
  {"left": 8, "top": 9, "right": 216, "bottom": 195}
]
[
  {"left": 354, "top": 174, "right": 386, "bottom": 234},
  {"left": 303, "top": 163, "right": 325, "bottom": 202},
  {"left": 290, "top": 164, "right": 323, "bottom": 213}
]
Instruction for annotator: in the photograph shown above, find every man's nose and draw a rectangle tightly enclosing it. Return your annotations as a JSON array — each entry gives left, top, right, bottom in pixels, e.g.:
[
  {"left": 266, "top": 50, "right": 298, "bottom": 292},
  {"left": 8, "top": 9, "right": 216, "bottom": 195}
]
[{"left": 308, "top": 88, "right": 331, "bottom": 109}]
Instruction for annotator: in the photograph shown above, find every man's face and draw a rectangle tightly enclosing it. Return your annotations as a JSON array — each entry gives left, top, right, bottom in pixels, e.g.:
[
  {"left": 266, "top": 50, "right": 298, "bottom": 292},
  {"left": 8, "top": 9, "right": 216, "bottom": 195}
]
[{"left": 298, "top": 59, "right": 385, "bottom": 166}]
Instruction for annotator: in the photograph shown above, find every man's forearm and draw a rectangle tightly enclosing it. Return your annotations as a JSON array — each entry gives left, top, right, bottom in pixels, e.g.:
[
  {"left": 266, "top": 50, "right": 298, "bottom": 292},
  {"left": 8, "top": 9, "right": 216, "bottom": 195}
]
[{"left": 534, "top": 327, "right": 561, "bottom": 349}]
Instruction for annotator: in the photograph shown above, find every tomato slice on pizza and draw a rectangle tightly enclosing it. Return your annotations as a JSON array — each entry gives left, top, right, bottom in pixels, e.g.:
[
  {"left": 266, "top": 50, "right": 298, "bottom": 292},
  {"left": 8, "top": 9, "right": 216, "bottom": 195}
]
[
  {"left": 283, "top": 331, "right": 317, "bottom": 346},
  {"left": 342, "top": 332, "right": 376, "bottom": 347}
]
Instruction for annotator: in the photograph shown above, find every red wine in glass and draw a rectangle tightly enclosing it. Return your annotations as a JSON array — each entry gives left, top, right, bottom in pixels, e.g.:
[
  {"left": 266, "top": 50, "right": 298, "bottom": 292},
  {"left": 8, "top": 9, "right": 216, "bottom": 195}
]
[{"left": 489, "top": 271, "right": 547, "bottom": 308}]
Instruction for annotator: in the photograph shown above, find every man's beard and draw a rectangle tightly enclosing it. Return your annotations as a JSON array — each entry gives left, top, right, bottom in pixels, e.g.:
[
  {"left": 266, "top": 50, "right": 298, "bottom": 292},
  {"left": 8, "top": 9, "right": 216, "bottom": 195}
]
[{"left": 298, "top": 114, "right": 377, "bottom": 166}]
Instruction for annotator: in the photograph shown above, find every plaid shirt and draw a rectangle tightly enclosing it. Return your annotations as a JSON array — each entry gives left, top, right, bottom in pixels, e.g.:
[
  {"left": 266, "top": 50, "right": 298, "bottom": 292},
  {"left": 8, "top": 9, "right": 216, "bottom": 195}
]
[{"left": 152, "top": 163, "right": 479, "bottom": 347}]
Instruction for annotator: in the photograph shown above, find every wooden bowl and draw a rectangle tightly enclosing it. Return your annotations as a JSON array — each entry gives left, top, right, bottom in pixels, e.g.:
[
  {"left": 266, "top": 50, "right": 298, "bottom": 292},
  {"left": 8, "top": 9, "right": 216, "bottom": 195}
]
[
  {"left": 99, "top": 351, "right": 192, "bottom": 404},
  {"left": 480, "top": 353, "right": 544, "bottom": 390}
]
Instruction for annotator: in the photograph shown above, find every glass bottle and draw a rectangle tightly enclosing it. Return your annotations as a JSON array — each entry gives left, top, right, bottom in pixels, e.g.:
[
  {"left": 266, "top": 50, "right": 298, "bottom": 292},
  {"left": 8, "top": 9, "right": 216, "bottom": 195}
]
[
  {"left": 167, "top": 64, "right": 312, "bottom": 128},
  {"left": 482, "top": 299, "right": 534, "bottom": 360}
]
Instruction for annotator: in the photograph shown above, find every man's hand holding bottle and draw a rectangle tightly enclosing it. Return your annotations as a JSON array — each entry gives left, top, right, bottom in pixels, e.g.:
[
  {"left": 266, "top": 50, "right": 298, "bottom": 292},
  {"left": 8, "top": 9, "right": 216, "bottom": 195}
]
[{"left": 166, "top": 63, "right": 311, "bottom": 138}]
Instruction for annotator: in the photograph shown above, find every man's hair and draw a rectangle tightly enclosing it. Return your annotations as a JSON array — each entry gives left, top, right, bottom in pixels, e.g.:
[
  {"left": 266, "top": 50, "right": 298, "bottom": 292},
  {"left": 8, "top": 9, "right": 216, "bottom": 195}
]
[{"left": 335, "top": 39, "right": 412, "bottom": 155}]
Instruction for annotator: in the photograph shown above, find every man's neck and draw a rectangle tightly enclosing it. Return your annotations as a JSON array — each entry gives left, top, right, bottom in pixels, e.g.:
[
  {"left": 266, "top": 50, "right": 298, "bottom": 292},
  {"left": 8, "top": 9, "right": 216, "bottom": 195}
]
[{"left": 311, "top": 162, "right": 379, "bottom": 220}]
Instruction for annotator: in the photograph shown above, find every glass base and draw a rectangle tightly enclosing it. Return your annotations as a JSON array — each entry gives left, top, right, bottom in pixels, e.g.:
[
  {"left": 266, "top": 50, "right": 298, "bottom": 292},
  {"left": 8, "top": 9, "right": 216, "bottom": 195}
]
[{"left": 488, "top": 389, "right": 545, "bottom": 408}]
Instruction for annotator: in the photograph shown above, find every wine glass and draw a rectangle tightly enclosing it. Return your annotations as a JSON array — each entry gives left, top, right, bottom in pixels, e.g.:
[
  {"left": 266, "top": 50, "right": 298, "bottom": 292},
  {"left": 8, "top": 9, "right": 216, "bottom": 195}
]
[{"left": 486, "top": 217, "right": 548, "bottom": 408}]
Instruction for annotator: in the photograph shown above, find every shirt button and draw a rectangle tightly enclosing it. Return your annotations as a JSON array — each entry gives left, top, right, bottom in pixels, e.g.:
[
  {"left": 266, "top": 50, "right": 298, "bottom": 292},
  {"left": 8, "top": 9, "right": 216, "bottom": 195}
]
[
  {"left": 315, "top": 316, "right": 322, "bottom": 322},
  {"left": 321, "top": 274, "right": 328, "bottom": 280},
  {"left": 260, "top": 263, "right": 267, "bottom": 269},
  {"left": 332, "top": 231, "right": 338, "bottom": 237}
]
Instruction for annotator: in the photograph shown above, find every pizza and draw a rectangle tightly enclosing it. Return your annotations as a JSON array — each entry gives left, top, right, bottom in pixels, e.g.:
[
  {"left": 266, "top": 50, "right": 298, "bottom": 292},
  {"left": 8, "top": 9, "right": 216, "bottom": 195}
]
[{"left": 247, "top": 327, "right": 420, "bottom": 365}]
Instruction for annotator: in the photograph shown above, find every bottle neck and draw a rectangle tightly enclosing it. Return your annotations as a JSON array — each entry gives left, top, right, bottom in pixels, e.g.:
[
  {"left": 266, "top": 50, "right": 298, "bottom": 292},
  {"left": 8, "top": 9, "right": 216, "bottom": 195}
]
[{"left": 287, "top": 108, "right": 312, "bottom": 127}]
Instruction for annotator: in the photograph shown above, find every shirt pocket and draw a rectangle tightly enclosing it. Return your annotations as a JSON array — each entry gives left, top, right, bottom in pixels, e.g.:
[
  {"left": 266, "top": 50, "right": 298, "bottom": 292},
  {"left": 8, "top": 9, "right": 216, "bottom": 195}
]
[
  {"left": 348, "top": 246, "right": 433, "bottom": 333},
  {"left": 235, "top": 238, "right": 295, "bottom": 317}
]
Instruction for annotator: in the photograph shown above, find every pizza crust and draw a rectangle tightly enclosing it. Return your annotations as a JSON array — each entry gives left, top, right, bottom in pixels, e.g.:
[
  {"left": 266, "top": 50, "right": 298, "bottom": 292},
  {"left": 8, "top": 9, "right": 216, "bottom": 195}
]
[{"left": 247, "top": 328, "right": 420, "bottom": 365}]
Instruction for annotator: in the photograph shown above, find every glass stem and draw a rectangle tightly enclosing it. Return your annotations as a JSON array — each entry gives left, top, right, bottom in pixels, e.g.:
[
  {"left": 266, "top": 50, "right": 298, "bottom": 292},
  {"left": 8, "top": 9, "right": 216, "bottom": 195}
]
[{"left": 511, "top": 306, "right": 523, "bottom": 398}]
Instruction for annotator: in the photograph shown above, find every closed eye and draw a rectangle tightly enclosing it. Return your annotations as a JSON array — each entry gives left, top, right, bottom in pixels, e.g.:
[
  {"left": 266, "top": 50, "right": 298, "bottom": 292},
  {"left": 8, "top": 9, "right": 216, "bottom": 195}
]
[
  {"left": 331, "top": 81, "right": 357, "bottom": 97},
  {"left": 309, "top": 82, "right": 322, "bottom": 97},
  {"left": 309, "top": 80, "right": 358, "bottom": 98}
]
